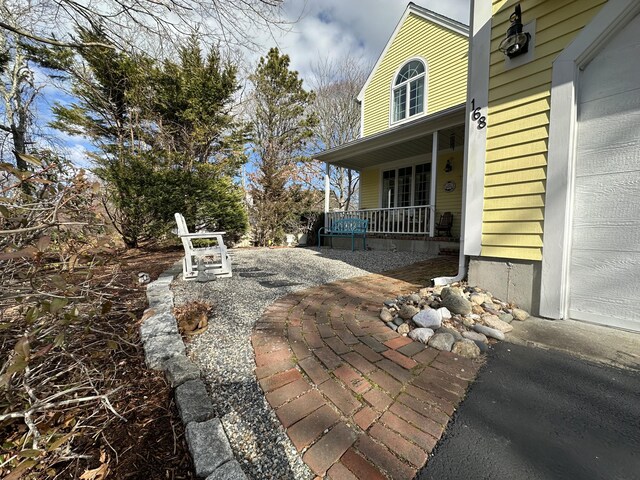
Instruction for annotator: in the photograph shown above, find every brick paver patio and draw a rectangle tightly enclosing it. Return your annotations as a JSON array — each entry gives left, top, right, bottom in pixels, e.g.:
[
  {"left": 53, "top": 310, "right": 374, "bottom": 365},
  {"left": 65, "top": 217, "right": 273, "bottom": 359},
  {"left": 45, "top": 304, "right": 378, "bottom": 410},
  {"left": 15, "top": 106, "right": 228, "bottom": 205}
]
[{"left": 251, "top": 257, "right": 483, "bottom": 479}]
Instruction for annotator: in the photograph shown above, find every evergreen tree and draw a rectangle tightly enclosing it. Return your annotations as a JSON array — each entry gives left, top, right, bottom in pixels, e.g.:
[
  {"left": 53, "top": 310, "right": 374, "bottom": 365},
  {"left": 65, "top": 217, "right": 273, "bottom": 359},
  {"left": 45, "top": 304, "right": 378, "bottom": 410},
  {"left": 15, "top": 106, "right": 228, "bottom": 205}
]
[
  {"left": 52, "top": 31, "right": 247, "bottom": 247},
  {"left": 152, "top": 38, "right": 249, "bottom": 172},
  {"left": 249, "top": 47, "right": 317, "bottom": 246}
]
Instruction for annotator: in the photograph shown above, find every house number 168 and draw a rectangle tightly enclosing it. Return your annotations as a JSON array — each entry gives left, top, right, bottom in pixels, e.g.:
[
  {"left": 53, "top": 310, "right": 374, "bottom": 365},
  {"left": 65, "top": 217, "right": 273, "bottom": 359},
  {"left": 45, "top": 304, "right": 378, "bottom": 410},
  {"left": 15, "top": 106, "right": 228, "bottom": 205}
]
[{"left": 470, "top": 99, "right": 486, "bottom": 130}]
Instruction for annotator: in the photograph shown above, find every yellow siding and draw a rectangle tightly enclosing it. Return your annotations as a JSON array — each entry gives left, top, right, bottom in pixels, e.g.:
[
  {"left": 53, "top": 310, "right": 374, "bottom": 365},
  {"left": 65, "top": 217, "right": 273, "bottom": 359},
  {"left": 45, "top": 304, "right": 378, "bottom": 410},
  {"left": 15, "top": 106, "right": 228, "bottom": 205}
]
[
  {"left": 483, "top": 0, "right": 606, "bottom": 261},
  {"left": 435, "top": 150, "right": 463, "bottom": 238},
  {"left": 362, "top": 13, "right": 468, "bottom": 137},
  {"left": 359, "top": 168, "right": 380, "bottom": 209}
]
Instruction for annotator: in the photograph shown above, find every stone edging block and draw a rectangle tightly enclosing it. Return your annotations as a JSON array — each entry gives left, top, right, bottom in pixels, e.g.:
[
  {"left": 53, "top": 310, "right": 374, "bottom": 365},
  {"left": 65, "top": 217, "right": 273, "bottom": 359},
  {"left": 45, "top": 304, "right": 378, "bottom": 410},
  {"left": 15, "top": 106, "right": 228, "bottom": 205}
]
[
  {"left": 139, "top": 263, "right": 247, "bottom": 479},
  {"left": 186, "top": 418, "right": 234, "bottom": 477},
  {"left": 176, "top": 379, "right": 215, "bottom": 424}
]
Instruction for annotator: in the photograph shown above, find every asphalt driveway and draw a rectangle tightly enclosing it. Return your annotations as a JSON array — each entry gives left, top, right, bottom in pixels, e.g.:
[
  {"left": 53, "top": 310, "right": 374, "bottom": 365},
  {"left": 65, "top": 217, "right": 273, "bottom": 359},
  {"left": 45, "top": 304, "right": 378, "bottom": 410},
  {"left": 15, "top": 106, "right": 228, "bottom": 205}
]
[{"left": 418, "top": 342, "right": 640, "bottom": 480}]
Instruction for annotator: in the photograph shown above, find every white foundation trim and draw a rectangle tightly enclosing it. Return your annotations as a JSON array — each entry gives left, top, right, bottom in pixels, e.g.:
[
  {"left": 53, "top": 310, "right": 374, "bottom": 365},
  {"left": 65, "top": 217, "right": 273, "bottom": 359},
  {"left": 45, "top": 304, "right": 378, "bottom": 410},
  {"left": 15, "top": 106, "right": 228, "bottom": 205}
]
[{"left": 540, "top": 0, "right": 640, "bottom": 319}]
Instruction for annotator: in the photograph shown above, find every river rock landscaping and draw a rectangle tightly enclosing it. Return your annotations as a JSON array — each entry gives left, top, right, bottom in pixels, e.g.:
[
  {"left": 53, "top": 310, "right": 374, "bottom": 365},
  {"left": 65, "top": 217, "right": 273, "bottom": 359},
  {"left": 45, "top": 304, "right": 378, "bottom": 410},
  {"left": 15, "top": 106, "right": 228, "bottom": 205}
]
[{"left": 380, "top": 284, "right": 530, "bottom": 358}]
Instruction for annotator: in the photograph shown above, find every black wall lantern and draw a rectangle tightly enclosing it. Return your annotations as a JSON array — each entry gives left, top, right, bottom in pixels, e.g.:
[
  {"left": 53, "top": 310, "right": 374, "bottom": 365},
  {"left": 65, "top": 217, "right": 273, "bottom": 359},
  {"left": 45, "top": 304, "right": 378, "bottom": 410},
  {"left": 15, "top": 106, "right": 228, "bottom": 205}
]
[
  {"left": 445, "top": 159, "right": 453, "bottom": 173},
  {"left": 498, "top": 4, "right": 531, "bottom": 58}
]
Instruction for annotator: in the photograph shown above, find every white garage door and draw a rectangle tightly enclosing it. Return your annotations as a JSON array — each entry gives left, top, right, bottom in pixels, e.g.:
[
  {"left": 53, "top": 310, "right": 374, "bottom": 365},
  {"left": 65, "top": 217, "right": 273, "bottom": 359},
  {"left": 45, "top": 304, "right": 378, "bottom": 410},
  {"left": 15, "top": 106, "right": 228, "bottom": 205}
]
[{"left": 570, "top": 13, "right": 640, "bottom": 331}]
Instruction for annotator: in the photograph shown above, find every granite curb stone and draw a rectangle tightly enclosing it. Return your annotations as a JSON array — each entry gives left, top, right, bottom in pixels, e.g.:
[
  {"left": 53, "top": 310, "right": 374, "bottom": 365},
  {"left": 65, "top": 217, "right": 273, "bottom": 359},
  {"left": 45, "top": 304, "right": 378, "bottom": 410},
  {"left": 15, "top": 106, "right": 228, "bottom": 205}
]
[
  {"left": 140, "top": 263, "right": 247, "bottom": 479},
  {"left": 186, "top": 418, "right": 234, "bottom": 477},
  {"left": 166, "top": 354, "right": 202, "bottom": 387},
  {"left": 140, "top": 311, "right": 179, "bottom": 341},
  {"left": 176, "top": 379, "right": 215, "bottom": 424},
  {"left": 143, "top": 332, "right": 186, "bottom": 369}
]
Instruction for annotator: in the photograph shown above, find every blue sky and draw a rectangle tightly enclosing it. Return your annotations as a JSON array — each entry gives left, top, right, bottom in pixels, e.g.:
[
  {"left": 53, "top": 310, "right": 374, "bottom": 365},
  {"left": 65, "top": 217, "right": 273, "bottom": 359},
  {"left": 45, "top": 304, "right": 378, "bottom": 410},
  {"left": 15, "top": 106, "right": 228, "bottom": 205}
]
[{"left": 33, "top": 0, "right": 470, "bottom": 168}]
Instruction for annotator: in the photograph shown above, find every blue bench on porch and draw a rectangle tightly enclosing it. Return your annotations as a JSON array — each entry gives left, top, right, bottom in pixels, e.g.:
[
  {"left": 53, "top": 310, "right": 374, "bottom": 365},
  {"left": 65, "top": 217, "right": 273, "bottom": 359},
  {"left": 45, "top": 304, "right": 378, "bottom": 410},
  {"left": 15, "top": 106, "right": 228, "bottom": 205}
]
[{"left": 318, "top": 218, "right": 368, "bottom": 251}]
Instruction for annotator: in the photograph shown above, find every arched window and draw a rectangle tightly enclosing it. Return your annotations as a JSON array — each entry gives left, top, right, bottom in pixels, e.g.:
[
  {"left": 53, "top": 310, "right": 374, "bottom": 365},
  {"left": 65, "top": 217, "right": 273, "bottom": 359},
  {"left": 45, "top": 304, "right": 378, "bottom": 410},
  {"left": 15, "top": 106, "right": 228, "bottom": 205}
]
[{"left": 392, "top": 60, "right": 426, "bottom": 123}]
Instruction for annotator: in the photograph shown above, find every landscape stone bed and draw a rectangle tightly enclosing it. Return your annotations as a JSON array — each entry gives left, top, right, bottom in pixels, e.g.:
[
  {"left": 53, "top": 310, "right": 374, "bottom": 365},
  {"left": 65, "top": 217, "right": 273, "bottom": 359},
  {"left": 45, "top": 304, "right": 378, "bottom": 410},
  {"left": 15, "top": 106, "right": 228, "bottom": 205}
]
[
  {"left": 171, "top": 247, "right": 440, "bottom": 480},
  {"left": 379, "top": 285, "right": 529, "bottom": 358}
]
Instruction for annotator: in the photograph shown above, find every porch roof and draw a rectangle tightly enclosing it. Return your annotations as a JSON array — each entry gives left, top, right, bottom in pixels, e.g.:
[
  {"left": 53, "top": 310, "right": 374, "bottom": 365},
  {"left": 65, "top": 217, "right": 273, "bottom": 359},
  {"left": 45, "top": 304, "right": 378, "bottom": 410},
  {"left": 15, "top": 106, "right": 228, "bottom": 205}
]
[{"left": 314, "top": 103, "right": 465, "bottom": 170}]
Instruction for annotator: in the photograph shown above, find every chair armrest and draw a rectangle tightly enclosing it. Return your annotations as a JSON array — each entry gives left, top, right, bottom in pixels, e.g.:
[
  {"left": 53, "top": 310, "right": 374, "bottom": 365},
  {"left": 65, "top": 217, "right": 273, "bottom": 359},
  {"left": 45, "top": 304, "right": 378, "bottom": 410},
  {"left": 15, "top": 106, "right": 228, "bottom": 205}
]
[
  {"left": 318, "top": 227, "right": 327, "bottom": 234},
  {"left": 178, "top": 231, "right": 227, "bottom": 239}
]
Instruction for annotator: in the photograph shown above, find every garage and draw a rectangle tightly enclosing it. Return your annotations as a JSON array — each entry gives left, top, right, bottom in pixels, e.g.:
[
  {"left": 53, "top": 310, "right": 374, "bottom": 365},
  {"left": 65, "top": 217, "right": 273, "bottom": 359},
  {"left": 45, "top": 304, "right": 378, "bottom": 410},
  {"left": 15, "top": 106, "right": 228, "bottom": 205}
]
[{"left": 568, "top": 12, "right": 640, "bottom": 331}]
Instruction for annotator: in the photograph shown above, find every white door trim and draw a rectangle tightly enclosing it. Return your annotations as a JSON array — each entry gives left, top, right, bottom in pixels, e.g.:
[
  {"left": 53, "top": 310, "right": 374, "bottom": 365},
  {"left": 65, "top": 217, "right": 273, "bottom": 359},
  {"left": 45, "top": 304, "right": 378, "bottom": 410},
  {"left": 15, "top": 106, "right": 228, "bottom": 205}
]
[{"left": 540, "top": 0, "right": 640, "bottom": 319}]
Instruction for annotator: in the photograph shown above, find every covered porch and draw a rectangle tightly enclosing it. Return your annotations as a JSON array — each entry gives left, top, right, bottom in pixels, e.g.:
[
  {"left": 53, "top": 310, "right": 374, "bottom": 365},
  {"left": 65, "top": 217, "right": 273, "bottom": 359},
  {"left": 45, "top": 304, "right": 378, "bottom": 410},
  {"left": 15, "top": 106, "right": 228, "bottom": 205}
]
[{"left": 315, "top": 104, "right": 465, "bottom": 241}]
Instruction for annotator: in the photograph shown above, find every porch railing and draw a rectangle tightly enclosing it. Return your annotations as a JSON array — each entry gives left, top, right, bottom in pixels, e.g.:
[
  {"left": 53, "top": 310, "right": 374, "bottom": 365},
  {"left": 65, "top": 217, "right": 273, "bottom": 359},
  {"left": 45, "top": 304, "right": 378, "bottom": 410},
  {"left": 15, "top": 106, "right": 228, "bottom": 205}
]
[{"left": 326, "top": 205, "right": 434, "bottom": 236}]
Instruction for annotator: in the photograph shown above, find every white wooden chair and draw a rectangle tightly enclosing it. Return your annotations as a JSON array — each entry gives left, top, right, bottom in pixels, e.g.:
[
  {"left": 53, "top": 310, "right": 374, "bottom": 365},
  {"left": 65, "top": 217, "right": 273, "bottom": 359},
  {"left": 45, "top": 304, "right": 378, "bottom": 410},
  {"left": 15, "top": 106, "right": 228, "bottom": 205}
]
[{"left": 174, "top": 213, "right": 232, "bottom": 280}]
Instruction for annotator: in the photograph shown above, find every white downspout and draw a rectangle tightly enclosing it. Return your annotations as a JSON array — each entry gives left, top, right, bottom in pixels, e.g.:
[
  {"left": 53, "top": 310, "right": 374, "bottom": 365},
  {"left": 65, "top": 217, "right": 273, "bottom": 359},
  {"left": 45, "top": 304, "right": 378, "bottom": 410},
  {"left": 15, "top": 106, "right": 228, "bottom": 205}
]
[
  {"left": 430, "top": 125, "right": 467, "bottom": 286},
  {"left": 432, "top": 187, "right": 468, "bottom": 285},
  {"left": 432, "top": 0, "right": 489, "bottom": 286}
]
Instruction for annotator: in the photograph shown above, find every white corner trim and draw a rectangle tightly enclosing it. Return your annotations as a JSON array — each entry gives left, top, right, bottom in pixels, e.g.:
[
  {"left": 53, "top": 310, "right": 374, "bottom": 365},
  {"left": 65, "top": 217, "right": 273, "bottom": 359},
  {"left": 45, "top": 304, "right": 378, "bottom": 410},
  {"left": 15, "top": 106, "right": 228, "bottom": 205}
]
[
  {"left": 540, "top": 0, "right": 640, "bottom": 320},
  {"left": 359, "top": 99, "right": 365, "bottom": 138},
  {"left": 463, "top": 0, "right": 491, "bottom": 257},
  {"left": 357, "top": 4, "right": 469, "bottom": 102}
]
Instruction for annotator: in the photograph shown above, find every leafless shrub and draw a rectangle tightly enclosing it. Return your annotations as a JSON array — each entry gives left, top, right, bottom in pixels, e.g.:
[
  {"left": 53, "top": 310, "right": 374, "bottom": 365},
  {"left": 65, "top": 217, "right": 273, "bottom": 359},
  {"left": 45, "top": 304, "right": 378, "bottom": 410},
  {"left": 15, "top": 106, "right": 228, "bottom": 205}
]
[{"left": 0, "top": 152, "right": 147, "bottom": 477}]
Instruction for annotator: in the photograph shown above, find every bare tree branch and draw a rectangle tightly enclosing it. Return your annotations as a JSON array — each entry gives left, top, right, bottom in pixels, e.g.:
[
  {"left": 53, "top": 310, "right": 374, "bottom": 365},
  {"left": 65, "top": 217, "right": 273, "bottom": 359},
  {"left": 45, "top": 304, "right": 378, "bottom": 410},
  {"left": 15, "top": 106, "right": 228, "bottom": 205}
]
[
  {"left": 0, "top": 0, "right": 291, "bottom": 53},
  {"left": 306, "top": 53, "right": 370, "bottom": 211},
  {"left": 0, "top": 20, "right": 114, "bottom": 49}
]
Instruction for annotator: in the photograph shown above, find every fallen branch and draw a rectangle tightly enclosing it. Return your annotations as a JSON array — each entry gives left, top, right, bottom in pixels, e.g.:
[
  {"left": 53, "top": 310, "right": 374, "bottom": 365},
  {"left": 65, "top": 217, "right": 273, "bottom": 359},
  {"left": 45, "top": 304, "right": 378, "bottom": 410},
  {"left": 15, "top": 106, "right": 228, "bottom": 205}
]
[{"left": 0, "top": 388, "right": 123, "bottom": 422}]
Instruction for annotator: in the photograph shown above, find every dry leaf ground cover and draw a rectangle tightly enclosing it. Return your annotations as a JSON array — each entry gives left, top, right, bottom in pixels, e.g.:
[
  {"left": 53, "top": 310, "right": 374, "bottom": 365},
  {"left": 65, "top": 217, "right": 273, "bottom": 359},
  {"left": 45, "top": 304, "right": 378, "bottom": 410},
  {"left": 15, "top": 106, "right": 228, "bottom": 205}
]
[{"left": 0, "top": 246, "right": 193, "bottom": 479}]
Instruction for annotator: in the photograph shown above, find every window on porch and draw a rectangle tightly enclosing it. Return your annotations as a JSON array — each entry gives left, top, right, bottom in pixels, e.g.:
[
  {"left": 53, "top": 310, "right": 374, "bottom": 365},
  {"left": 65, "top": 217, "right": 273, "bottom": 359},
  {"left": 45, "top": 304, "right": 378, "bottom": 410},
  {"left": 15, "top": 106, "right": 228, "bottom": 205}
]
[{"left": 382, "top": 163, "right": 431, "bottom": 209}]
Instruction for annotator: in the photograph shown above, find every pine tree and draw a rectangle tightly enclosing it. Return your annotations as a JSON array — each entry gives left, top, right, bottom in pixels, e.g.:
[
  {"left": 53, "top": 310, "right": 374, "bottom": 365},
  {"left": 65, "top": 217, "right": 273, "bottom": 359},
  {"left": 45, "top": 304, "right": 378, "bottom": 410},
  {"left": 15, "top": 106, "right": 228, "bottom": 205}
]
[{"left": 249, "top": 47, "right": 317, "bottom": 246}]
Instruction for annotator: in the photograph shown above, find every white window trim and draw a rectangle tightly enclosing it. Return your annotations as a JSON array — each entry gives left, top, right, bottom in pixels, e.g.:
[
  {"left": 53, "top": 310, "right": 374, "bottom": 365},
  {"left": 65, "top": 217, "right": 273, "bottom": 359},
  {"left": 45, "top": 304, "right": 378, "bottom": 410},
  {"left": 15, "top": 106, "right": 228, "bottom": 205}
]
[
  {"left": 540, "top": 0, "right": 640, "bottom": 319},
  {"left": 389, "top": 57, "right": 428, "bottom": 127}
]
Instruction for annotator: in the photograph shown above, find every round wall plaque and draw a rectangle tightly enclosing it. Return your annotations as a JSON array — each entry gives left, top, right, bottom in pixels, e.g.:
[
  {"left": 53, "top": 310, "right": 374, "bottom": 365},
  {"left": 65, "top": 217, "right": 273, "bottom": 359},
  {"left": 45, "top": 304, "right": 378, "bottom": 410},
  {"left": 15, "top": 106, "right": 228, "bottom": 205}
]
[{"left": 444, "top": 180, "right": 456, "bottom": 192}]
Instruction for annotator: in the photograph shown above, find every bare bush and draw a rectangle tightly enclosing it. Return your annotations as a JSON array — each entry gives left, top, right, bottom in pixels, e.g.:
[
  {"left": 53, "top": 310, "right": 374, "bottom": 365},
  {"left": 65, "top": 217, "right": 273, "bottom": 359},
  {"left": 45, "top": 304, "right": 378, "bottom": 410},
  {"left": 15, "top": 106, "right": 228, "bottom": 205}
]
[{"left": 0, "top": 152, "right": 149, "bottom": 477}]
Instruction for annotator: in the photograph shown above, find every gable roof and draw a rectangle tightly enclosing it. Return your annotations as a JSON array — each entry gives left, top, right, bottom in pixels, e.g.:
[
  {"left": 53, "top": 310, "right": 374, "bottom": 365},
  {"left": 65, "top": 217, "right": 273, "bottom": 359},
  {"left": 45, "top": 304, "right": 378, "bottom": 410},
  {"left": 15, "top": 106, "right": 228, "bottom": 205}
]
[{"left": 357, "top": 2, "right": 469, "bottom": 102}]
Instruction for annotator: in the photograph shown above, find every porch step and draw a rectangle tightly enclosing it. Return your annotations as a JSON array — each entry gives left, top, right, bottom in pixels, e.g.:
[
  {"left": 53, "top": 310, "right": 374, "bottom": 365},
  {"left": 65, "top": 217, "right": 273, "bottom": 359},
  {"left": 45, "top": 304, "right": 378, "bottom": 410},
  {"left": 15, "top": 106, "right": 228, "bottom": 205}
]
[{"left": 438, "top": 247, "right": 459, "bottom": 256}]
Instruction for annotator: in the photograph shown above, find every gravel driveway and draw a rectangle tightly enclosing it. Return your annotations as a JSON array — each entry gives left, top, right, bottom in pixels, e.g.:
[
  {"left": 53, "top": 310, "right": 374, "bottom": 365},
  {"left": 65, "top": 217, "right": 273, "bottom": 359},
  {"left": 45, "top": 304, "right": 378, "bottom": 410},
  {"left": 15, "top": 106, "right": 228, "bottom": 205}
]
[{"left": 172, "top": 247, "right": 437, "bottom": 480}]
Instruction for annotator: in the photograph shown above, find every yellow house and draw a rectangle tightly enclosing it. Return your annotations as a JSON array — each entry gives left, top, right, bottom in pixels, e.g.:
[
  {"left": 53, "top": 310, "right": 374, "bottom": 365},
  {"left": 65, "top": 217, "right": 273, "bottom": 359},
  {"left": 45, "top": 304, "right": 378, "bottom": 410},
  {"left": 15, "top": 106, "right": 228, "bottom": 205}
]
[
  {"left": 315, "top": 3, "right": 469, "bottom": 252},
  {"left": 465, "top": 0, "right": 640, "bottom": 331}
]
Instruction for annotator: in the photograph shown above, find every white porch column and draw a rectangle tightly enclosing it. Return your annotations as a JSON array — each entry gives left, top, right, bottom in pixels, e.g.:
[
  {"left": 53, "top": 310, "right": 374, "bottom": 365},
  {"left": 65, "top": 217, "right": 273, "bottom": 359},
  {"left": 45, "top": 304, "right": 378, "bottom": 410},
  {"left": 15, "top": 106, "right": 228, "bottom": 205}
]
[
  {"left": 429, "top": 130, "right": 438, "bottom": 237},
  {"left": 324, "top": 162, "right": 330, "bottom": 229}
]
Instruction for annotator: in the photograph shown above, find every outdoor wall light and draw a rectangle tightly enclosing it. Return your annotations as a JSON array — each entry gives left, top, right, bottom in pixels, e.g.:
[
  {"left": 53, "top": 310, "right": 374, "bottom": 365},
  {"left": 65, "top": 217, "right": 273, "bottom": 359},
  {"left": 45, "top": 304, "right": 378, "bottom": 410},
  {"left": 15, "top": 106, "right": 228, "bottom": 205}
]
[
  {"left": 445, "top": 158, "right": 453, "bottom": 173},
  {"left": 498, "top": 4, "right": 530, "bottom": 58}
]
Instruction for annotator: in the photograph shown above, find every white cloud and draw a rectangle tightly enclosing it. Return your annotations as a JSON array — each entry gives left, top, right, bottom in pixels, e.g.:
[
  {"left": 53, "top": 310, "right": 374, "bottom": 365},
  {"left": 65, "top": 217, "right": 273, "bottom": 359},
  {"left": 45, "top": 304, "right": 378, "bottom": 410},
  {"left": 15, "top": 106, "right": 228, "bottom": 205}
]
[
  {"left": 246, "top": 0, "right": 470, "bottom": 83},
  {"left": 65, "top": 143, "right": 93, "bottom": 169}
]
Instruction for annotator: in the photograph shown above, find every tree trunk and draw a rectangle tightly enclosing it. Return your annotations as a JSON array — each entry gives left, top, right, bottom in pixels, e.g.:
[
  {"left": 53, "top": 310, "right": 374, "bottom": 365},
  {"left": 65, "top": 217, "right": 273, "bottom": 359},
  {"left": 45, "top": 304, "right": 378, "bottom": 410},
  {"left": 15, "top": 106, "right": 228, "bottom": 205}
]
[{"left": 11, "top": 123, "right": 28, "bottom": 171}]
